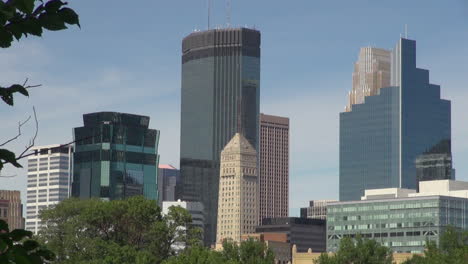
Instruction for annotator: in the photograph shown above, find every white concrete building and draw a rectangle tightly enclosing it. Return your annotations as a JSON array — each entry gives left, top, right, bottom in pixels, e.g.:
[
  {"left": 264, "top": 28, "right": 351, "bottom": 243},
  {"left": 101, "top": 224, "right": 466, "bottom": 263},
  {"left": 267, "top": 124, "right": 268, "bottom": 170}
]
[
  {"left": 25, "top": 144, "right": 73, "bottom": 234},
  {"left": 361, "top": 179, "right": 468, "bottom": 200},
  {"left": 162, "top": 199, "right": 204, "bottom": 230}
]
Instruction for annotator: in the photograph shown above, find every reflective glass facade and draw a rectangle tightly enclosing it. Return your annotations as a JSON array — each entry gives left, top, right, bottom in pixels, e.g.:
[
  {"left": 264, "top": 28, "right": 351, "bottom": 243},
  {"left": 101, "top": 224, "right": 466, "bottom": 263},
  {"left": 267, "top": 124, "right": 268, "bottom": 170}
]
[
  {"left": 180, "top": 28, "right": 260, "bottom": 245},
  {"left": 340, "top": 39, "right": 452, "bottom": 201},
  {"left": 72, "top": 112, "right": 160, "bottom": 200},
  {"left": 327, "top": 196, "right": 468, "bottom": 253}
]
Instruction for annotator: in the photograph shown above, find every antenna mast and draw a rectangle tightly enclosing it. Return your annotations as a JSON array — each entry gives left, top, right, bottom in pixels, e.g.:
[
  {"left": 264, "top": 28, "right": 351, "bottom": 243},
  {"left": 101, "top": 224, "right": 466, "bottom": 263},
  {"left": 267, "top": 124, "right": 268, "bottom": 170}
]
[
  {"left": 405, "top": 24, "right": 408, "bottom": 38},
  {"left": 207, "top": 0, "right": 212, "bottom": 29},
  {"left": 226, "top": 0, "right": 231, "bottom": 27}
]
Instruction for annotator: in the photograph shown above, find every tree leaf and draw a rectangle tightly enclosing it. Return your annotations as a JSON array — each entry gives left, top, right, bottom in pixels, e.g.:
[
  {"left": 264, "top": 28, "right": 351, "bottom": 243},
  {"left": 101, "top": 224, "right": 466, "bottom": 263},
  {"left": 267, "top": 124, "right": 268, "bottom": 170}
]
[
  {"left": 14, "top": 0, "right": 35, "bottom": 14},
  {"left": 58, "top": 7, "right": 80, "bottom": 28},
  {"left": 0, "top": 238, "right": 8, "bottom": 252},
  {"left": 0, "top": 27, "right": 13, "bottom": 48},
  {"left": 9, "top": 229, "right": 32, "bottom": 241},
  {"left": 39, "top": 12, "right": 67, "bottom": 31},
  {"left": 23, "top": 18, "right": 43, "bottom": 36},
  {"left": 45, "top": 0, "right": 65, "bottom": 13},
  {"left": 0, "top": 149, "right": 22, "bottom": 168},
  {"left": 0, "top": 219, "right": 9, "bottom": 232},
  {"left": 10, "top": 84, "right": 29, "bottom": 96},
  {"left": 22, "top": 240, "right": 39, "bottom": 251}
]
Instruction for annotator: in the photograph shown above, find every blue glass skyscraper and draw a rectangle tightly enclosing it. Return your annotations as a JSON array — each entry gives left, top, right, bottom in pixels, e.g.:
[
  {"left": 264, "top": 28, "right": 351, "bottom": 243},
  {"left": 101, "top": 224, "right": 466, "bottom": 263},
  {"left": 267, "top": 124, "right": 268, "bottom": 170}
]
[
  {"left": 72, "top": 112, "right": 160, "bottom": 200},
  {"left": 339, "top": 38, "right": 452, "bottom": 201}
]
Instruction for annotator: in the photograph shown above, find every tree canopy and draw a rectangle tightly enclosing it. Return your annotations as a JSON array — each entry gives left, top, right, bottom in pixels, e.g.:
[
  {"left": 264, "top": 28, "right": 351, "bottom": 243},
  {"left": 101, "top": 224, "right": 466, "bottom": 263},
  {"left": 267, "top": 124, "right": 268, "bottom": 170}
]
[
  {"left": 315, "top": 236, "right": 393, "bottom": 264},
  {"left": 403, "top": 226, "right": 468, "bottom": 264},
  {"left": 163, "top": 238, "right": 275, "bottom": 264},
  {"left": 37, "top": 196, "right": 202, "bottom": 264},
  {"left": 0, "top": 219, "right": 55, "bottom": 263}
]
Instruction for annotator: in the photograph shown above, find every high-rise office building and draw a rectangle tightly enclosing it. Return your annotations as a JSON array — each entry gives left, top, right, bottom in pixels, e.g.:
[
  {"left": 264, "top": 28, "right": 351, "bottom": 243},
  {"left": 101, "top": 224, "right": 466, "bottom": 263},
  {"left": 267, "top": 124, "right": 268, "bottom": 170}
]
[
  {"left": 180, "top": 28, "right": 261, "bottom": 244},
  {"left": 157, "top": 164, "right": 180, "bottom": 206},
  {"left": 340, "top": 38, "right": 452, "bottom": 201},
  {"left": 345, "top": 47, "right": 391, "bottom": 112},
  {"left": 72, "top": 112, "right": 160, "bottom": 200},
  {"left": 25, "top": 145, "right": 73, "bottom": 234},
  {"left": 216, "top": 133, "right": 258, "bottom": 244},
  {"left": 0, "top": 190, "right": 24, "bottom": 230},
  {"left": 259, "top": 113, "right": 289, "bottom": 223}
]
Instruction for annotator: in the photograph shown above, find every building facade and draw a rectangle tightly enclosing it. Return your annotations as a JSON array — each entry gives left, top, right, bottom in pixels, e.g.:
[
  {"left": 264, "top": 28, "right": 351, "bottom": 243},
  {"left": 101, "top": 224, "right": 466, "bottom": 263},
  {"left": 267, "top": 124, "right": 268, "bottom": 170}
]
[
  {"left": 157, "top": 164, "right": 180, "bottom": 206},
  {"left": 242, "top": 233, "right": 291, "bottom": 264},
  {"left": 162, "top": 200, "right": 204, "bottom": 252},
  {"left": 340, "top": 38, "right": 452, "bottom": 201},
  {"left": 345, "top": 47, "right": 391, "bottom": 112},
  {"left": 0, "top": 190, "right": 24, "bottom": 230},
  {"left": 72, "top": 112, "right": 160, "bottom": 200},
  {"left": 162, "top": 200, "right": 204, "bottom": 230},
  {"left": 327, "top": 180, "right": 468, "bottom": 253},
  {"left": 180, "top": 28, "right": 261, "bottom": 244},
  {"left": 256, "top": 217, "right": 326, "bottom": 253},
  {"left": 300, "top": 200, "right": 337, "bottom": 220},
  {"left": 25, "top": 145, "right": 72, "bottom": 234},
  {"left": 259, "top": 113, "right": 289, "bottom": 224},
  {"left": 216, "top": 133, "right": 259, "bottom": 244}
]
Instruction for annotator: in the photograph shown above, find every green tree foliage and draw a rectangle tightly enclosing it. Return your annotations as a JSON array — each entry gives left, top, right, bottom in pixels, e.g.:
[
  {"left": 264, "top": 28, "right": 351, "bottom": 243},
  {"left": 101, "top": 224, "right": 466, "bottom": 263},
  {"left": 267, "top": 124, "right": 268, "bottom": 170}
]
[
  {"left": 0, "top": 0, "right": 79, "bottom": 172},
  {"left": 315, "top": 236, "right": 393, "bottom": 264},
  {"left": 164, "top": 238, "right": 275, "bottom": 264},
  {"left": 403, "top": 226, "right": 468, "bottom": 264},
  {"left": 37, "top": 196, "right": 202, "bottom": 264},
  {"left": 0, "top": 219, "right": 55, "bottom": 263}
]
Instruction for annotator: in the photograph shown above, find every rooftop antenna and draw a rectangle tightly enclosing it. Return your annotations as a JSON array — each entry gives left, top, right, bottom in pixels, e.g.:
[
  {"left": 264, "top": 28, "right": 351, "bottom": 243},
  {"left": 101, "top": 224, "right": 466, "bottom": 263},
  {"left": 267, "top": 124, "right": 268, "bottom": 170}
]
[
  {"left": 207, "top": 0, "right": 212, "bottom": 29},
  {"left": 405, "top": 24, "right": 408, "bottom": 38},
  {"left": 226, "top": 0, "right": 231, "bottom": 27}
]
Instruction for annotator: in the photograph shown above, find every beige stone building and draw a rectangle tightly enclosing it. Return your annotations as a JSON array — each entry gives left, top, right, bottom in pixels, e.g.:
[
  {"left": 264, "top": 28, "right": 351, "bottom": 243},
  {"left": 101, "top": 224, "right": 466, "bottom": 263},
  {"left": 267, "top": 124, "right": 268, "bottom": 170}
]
[
  {"left": 216, "top": 133, "right": 259, "bottom": 244},
  {"left": 291, "top": 245, "right": 417, "bottom": 264},
  {"left": 259, "top": 113, "right": 289, "bottom": 224},
  {"left": 0, "top": 190, "right": 24, "bottom": 230},
  {"left": 345, "top": 47, "right": 391, "bottom": 112}
]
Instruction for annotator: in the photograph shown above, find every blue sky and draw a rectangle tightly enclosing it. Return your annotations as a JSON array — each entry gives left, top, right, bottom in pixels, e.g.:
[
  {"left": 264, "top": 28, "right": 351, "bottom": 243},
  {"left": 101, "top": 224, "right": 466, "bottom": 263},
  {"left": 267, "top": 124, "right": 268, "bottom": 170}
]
[{"left": 1, "top": 0, "right": 467, "bottom": 215}]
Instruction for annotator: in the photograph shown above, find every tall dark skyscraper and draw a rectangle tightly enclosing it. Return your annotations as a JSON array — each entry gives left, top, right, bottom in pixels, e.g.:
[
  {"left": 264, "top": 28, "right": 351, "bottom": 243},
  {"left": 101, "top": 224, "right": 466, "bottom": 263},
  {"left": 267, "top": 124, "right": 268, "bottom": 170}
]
[
  {"left": 72, "top": 112, "right": 160, "bottom": 200},
  {"left": 180, "top": 28, "right": 261, "bottom": 245},
  {"left": 340, "top": 38, "right": 452, "bottom": 201}
]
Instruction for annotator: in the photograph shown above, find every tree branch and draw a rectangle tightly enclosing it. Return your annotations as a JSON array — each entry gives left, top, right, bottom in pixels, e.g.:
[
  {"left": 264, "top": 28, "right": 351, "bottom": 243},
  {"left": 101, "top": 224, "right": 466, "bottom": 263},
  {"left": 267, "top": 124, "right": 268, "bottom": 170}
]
[
  {"left": 16, "top": 106, "right": 38, "bottom": 160},
  {"left": 0, "top": 115, "right": 31, "bottom": 147}
]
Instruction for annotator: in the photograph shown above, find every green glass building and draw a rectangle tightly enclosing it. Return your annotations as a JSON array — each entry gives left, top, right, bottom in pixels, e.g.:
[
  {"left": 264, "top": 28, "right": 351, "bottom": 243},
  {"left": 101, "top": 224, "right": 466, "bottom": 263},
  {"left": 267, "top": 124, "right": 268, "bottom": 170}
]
[
  {"left": 72, "top": 112, "right": 160, "bottom": 200},
  {"left": 327, "top": 180, "right": 468, "bottom": 253}
]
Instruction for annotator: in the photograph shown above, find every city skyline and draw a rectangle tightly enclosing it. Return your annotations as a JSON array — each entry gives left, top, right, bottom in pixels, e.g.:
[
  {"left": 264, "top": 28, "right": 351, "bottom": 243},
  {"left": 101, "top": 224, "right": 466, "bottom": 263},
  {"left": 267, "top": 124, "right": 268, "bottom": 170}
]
[{"left": 1, "top": 0, "right": 467, "bottom": 215}]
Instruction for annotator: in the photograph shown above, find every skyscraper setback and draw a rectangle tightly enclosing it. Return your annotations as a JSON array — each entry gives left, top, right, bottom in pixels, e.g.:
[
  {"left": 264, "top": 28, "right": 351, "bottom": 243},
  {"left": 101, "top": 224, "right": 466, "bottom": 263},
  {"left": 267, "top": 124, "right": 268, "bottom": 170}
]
[
  {"left": 259, "top": 114, "right": 289, "bottom": 223},
  {"left": 179, "top": 28, "right": 261, "bottom": 245},
  {"left": 340, "top": 38, "right": 452, "bottom": 201},
  {"left": 346, "top": 47, "right": 391, "bottom": 112}
]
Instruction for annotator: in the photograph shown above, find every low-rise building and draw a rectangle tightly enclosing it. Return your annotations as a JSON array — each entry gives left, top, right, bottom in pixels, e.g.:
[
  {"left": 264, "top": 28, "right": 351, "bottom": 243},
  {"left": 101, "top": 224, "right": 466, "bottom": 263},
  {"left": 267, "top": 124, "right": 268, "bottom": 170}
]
[
  {"left": 256, "top": 217, "right": 326, "bottom": 253},
  {"left": 327, "top": 180, "right": 468, "bottom": 253},
  {"left": 300, "top": 200, "right": 337, "bottom": 220},
  {"left": 291, "top": 245, "right": 417, "bottom": 264},
  {"left": 241, "top": 233, "right": 290, "bottom": 264}
]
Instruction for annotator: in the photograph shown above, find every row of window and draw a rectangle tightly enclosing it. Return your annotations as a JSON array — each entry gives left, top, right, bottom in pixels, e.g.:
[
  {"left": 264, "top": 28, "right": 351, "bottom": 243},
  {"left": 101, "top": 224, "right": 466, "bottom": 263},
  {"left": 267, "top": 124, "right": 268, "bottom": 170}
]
[{"left": 329, "top": 201, "right": 439, "bottom": 213}]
